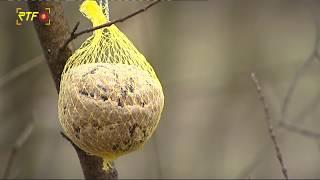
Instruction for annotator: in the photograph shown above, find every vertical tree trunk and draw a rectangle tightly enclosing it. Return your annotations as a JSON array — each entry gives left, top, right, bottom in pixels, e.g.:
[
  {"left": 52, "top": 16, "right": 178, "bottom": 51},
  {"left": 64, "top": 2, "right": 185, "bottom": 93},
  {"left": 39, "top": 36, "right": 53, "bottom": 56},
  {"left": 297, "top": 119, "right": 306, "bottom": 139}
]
[{"left": 27, "top": 2, "right": 118, "bottom": 179}]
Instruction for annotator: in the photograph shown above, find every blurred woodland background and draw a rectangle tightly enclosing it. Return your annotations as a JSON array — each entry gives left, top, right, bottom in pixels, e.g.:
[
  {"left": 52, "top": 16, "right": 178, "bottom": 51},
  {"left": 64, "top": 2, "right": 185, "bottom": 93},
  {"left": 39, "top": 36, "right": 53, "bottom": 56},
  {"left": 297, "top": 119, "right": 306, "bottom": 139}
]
[{"left": 1, "top": 0, "right": 320, "bottom": 179}]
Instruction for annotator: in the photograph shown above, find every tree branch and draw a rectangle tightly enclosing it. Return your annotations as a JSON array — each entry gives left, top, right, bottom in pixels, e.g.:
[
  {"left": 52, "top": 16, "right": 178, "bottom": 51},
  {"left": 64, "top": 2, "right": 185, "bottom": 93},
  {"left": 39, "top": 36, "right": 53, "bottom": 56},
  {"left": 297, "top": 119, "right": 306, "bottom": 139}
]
[
  {"left": 251, "top": 73, "right": 289, "bottom": 180},
  {"left": 28, "top": 0, "right": 161, "bottom": 178},
  {"left": 61, "top": 0, "right": 161, "bottom": 50},
  {"left": 3, "top": 121, "right": 34, "bottom": 179},
  {"left": 0, "top": 55, "right": 43, "bottom": 89},
  {"left": 278, "top": 121, "right": 320, "bottom": 139},
  {"left": 239, "top": 10, "right": 320, "bottom": 178},
  {"left": 281, "top": 13, "right": 320, "bottom": 123},
  {"left": 27, "top": 2, "right": 118, "bottom": 179},
  {"left": 27, "top": 2, "right": 72, "bottom": 91}
]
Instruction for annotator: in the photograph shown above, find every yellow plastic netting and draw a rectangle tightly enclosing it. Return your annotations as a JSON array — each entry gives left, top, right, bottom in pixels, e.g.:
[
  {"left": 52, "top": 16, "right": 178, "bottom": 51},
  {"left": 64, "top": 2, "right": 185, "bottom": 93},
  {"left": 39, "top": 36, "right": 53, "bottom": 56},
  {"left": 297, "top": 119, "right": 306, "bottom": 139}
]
[
  {"left": 58, "top": 0, "right": 164, "bottom": 170},
  {"left": 63, "top": 0, "right": 159, "bottom": 82}
]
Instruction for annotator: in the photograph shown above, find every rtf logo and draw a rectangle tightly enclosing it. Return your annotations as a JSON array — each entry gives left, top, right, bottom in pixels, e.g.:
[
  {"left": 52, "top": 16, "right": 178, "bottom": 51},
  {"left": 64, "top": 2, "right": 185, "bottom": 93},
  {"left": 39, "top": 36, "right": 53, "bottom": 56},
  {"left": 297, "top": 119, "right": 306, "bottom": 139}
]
[{"left": 16, "top": 8, "right": 50, "bottom": 26}]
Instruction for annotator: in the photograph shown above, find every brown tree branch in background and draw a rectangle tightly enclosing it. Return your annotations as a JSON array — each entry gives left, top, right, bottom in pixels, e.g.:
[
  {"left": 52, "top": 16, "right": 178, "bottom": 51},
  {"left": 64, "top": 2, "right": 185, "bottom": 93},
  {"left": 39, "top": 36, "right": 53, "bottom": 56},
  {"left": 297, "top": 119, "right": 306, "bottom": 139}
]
[
  {"left": 251, "top": 73, "right": 289, "bottom": 180},
  {"left": 277, "top": 13, "right": 320, "bottom": 139},
  {"left": 278, "top": 14, "right": 320, "bottom": 138},
  {"left": 281, "top": 15, "right": 320, "bottom": 123},
  {"left": 0, "top": 55, "right": 44, "bottom": 89},
  {"left": 61, "top": 0, "right": 161, "bottom": 50},
  {"left": 238, "top": 80, "right": 320, "bottom": 179},
  {"left": 280, "top": 55, "right": 316, "bottom": 123},
  {"left": 27, "top": 2, "right": 118, "bottom": 179},
  {"left": 239, "top": 13, "right": 320, "bottom": 178},
  {"left": 278, "top": 121, "right": 320, "bottom": 139},
  {"left": 2, "top": 121, "right": 34, "bottom": 179}
]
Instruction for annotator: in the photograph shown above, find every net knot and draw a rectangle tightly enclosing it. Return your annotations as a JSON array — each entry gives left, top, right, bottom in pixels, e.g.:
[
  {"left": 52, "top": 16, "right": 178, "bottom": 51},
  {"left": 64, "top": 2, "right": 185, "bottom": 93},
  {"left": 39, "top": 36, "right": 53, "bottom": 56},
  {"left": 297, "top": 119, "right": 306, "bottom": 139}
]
[{"left": 80, "top": 0, "right": 108, "bottom": 27}]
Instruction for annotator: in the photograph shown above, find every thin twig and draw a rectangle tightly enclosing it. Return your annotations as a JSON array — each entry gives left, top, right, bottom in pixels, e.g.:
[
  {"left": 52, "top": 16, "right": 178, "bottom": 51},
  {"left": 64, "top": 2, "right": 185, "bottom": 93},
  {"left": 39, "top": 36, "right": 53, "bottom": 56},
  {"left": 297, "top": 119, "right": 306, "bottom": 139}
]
[
  {"left": 71, "top": 21, "right": 80, "bottom": 36},
  {"left": 61, "top": 0, "right": 161, "bottom": 50},
  {"left": 241, "top": 10, "right": 320, "bottom": 178},
  {"left": 0, "top": 55, "right": 44, "bottom": 89},
  {"left": 251, "top": 73, "right": 288, "bottom": 180},
  {"left": 310, "top": 0, "right": 320, "bottom": 61},
  {"left": 281, "top": 55, "right": 315, "bottom": 122},
  {"left": 279, "top": 121, "right": 320, "bottom": 139},
  {"left": 276, "top": 83, "right": 320, "bottom": 139},
  {"left": 292, "top": 90, "right": 320, "bottom": 124},
  {"left": 281, "top": 11, "right": 320, "bottom": 122},
  {"left": 2, "top": 121, "right": 34, "bottom": 179},
  {"left": 238, "top": 87, "right": 320, "bottom": 178}
]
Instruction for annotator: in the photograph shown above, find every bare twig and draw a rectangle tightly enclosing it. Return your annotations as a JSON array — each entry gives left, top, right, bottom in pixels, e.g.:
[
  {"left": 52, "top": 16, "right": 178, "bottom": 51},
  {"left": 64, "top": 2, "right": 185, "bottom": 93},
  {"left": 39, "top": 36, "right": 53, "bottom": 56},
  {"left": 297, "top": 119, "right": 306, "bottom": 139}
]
[
  {"left": 280, "top": 56, "right": 315, "bottom": 122},
  {"left": 275, "top": 90, "right": 320, "bottom": 139},
  {"left": 251, "top": 73, "right": 288, "bottom": 180},
  {"left": 2, "top": 121, "right": 34, "bottom": 179},
  {"left": 279, "top": 121, "right": 320, "bottom": 139},
  {"left": 310, "top": 2, "right": 320, "bottom": 61},
  {"left": 292, "top": 91, "right": 320, "bottom": 124},
  {"left": 241, "top": 10, "right": 320, "bottom": 178},
  {"left": 61, "top": 0, "right": 161, "bottom": 50},
  {"left": 0, "top": 55, "right": 44, "bottom": 89},
  {"left": 71, "top": 21, "right": 80, "bottom": 36},
  {"left": 238, "top": 87, "right": 320, "bottom": 178},
  {"left": 281, "top": 13, "right": 320, "bottom": 122}
]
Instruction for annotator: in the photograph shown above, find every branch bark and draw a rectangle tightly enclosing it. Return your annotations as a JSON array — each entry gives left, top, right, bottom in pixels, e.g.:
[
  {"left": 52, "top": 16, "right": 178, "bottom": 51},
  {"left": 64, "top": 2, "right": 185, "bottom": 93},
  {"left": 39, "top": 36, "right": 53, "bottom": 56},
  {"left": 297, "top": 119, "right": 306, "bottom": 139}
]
[{"left": 27, "top": 2, "right": 118, "bottom": 179}]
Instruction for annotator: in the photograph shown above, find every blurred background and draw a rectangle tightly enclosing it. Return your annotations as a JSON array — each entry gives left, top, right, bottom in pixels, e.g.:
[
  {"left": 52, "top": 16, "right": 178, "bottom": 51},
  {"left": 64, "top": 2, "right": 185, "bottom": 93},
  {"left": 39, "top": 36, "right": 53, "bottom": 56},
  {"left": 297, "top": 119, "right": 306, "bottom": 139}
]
[{"left": 1, "top": 0, "right": 320, "bottom": 178}]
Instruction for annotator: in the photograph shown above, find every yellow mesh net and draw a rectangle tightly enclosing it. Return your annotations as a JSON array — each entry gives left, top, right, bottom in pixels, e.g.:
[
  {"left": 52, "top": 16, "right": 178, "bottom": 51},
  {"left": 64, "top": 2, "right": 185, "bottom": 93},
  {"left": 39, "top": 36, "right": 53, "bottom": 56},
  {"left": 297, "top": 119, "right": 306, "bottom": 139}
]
[
  {"left": 58, "top": 0, "right": 164, "bottom": 171},
  {"left": 62, "top": 0, "right": 159, "bottom": 82}
]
